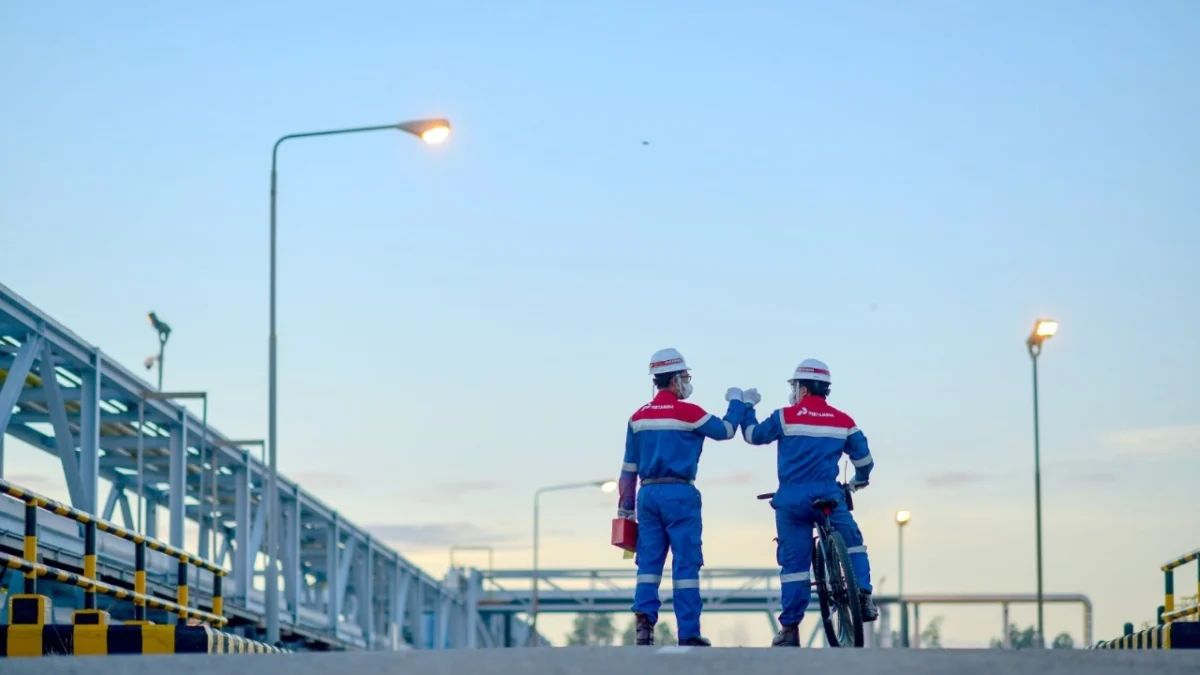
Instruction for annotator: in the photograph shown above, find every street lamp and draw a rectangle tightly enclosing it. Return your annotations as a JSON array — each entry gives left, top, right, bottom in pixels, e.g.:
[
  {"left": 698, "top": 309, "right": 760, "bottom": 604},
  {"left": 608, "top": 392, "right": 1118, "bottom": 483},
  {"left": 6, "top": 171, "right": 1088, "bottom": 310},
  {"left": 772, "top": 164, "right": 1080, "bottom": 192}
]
[
  {"left": 530, "top": 479, "right": 617, "bottom": 645},
  {"left": 145, "top": 311, "right": 172, "bottom": 390},
  {"left": 264, "top": 117, "right": 450, "bottom": 645},
  {"left": 895, "top": 510, "right": 911, "bottom": 647},
  {"left": 1026, "top": 317, "right": 1057, "bottom": 647}
]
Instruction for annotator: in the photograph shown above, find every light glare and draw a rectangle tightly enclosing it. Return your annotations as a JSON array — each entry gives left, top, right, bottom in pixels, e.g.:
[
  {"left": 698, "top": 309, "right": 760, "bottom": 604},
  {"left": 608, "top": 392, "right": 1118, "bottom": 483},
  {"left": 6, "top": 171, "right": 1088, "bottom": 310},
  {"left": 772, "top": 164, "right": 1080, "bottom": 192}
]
[
  {"left": 420, "top": 125, "right": 450, "bottom": 145},
  {"left": 1034, "top": 319, "right": 1058, "bottom": 338},
  {"left": 600, "top": 480, "right": 618, "bottom": 493},
  {"left": 895, "top": 510, "right": 911, "bottom": 525}
]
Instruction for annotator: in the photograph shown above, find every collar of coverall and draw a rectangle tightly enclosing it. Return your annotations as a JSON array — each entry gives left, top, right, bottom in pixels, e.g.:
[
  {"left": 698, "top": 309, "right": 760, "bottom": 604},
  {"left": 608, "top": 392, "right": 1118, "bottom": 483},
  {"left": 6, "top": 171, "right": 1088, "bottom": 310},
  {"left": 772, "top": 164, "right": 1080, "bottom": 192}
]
[
  {"left": 652, "top": 389, "right": 680, "bottom": 403},
  {"left": 793, "top": 393, "right": 828, "bottom": 406}
]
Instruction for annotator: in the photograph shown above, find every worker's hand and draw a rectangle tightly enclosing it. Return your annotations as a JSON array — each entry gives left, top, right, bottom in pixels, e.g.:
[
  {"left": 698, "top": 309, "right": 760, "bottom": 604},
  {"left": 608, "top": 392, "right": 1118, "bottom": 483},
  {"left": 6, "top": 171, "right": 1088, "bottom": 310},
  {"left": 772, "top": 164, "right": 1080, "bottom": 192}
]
[
  {"left": 725, "top": 387, "right": 744, "bottom": 402},
  {"left": 617, "top": 508, "right": 636, "bottom": 521},
  {"left": 742, "top": 388, "right": 762, "bottom": 407},
  {"left": 847, "top": 477, "right": 868, "bottom": 492}
]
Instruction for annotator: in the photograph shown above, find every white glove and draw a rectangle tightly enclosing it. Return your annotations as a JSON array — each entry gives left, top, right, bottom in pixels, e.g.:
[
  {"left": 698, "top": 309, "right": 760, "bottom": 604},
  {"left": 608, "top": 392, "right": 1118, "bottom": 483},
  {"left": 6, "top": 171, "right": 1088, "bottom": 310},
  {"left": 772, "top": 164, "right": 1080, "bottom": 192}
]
[
  {"left": 742, "top": 388, "right": 761, "bottom": 406},
  {"left": 617, "top": 508, "right": 636, "bottom": 520},
  {"left": 847, "top": 477, "right": 868, "bottom": 492},
  {"left": 725, "top": 387, "right": 744, "bottom": 402}
]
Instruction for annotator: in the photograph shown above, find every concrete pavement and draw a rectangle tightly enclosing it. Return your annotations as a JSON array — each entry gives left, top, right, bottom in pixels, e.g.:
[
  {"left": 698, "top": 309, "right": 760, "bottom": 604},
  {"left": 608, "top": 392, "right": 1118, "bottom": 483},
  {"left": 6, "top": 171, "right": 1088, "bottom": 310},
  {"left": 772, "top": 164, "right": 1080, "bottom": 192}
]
[{"left": 4, "top": 646, "right": 1198, "bottom": 675}]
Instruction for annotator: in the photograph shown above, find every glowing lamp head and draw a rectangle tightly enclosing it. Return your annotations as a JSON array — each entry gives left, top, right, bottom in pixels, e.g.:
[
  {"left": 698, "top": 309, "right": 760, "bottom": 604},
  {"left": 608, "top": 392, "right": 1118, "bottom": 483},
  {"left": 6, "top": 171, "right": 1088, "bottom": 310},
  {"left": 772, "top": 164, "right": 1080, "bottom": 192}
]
[
  {"left": 397, "top": 118, "right": 451, "bottom": 145},
  {"left": 599, "top": 480, "right": 618, "bottom": 493},
  {"left": 420, "top": 125, "right": 450, "bottom": 145},
  {"left": 1034, "top": 320, "right": 1058, "bottom": 338},
  {"left": 895, "top": 510, "right": 911, "bottom": 526}
]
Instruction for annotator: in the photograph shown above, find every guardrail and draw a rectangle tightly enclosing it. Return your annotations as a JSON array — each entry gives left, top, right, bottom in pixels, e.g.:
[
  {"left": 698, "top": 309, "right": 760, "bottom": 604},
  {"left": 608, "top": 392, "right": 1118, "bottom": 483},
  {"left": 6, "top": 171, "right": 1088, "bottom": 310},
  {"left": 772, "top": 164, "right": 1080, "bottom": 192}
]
[
  {"left": 1162, "top": 548, "right": 1199, "bottom": 623},
  {"left": 0, "top": 477, "right": 226, "bottom": 627}
]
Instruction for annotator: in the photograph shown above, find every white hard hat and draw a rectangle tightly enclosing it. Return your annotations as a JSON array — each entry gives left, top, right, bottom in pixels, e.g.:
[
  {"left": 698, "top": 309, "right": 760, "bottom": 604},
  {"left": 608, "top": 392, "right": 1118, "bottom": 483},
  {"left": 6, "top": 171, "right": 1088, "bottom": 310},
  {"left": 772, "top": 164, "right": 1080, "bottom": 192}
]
[
  {"left": 789, "top": 358, "right": 831, "bottom": 383},
  {"left": 649, "top": 348, "right": 689, "bottom": 375}
]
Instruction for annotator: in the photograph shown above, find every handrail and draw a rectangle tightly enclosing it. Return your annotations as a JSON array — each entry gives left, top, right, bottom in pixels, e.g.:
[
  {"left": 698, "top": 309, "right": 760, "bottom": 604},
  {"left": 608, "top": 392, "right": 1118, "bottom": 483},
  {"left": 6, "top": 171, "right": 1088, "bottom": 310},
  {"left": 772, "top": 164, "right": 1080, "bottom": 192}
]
[
  {"left": 1161, "top": 548, "right": 1199, "bottom": 623},
  {"left": 0, "top": 552, "right": 226, "bottom": 626},
  {"left": 0, "top": 477, "right": 225, "bottom": 625}
]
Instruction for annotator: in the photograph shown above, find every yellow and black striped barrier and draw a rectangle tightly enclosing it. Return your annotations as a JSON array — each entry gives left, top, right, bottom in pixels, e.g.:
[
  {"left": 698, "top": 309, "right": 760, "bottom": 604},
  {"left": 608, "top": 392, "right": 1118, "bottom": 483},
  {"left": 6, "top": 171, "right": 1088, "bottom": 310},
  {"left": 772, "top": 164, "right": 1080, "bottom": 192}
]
[
  {"left": 1091, "top": 622, "right": 1200, "bottom": 650},
  {"left": 0, "top": 477, "right": 225, "bottom": 625},
  {"left": 1162, "top": 548, "right": 1200, "bottom": 623},
  {"left": 0, "top": 623, "right": 287, "bottom": 657}
]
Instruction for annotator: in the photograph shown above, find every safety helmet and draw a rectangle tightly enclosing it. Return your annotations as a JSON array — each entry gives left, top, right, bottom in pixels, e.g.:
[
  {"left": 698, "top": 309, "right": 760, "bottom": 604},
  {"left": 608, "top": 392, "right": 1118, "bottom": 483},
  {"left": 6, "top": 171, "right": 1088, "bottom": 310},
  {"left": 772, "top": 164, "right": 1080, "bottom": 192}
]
[
  {"left": 649, "top": 348, "right": 689, "bottom": 375},
  {"left": 788, "top": 358, "right": 831, "bottom": 383}
]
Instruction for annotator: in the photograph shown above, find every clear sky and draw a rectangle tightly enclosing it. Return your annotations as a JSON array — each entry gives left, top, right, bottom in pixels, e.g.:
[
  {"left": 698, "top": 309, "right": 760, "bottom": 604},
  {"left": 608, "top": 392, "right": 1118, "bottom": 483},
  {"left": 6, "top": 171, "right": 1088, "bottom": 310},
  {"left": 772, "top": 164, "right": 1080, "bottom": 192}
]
[{"left": 2, "top": 0, "right": 1198, "bottom": 648}]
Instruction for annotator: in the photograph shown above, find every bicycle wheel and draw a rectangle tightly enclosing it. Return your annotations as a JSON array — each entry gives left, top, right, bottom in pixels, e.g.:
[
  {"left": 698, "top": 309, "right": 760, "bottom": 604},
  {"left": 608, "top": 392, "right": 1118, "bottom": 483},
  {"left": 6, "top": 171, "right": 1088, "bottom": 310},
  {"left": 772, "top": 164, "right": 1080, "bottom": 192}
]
[
  {"left": 825, "top": 531, "right": 865, "bottom": 647},
  {"left": 811, "top": 538, "right": 843, "bottom": 647}
]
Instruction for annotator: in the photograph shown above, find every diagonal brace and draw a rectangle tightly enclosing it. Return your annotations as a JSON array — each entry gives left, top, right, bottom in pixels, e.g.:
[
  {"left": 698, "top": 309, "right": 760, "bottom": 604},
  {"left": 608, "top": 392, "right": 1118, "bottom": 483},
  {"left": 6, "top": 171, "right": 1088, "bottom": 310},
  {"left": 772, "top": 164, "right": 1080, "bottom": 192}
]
[
  {"left": 0, "top": 334, "right": 43, "bottom": 436},
  {"left": 39, "top": 340, "right": 87, "bottom": 508}
]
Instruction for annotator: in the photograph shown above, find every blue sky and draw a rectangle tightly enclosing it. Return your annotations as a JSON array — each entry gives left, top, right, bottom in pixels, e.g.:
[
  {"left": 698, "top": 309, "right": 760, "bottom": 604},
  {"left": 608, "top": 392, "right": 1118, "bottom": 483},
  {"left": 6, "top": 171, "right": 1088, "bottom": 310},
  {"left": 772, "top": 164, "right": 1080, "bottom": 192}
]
[{"left": 2, "top": 0, "right": 1198, "bottom": 647}]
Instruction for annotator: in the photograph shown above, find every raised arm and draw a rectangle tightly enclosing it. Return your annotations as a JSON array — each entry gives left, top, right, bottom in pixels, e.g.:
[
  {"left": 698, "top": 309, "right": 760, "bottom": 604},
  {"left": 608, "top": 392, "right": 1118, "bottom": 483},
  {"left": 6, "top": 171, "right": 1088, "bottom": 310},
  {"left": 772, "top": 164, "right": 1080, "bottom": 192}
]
[
  {"left": 741, "top": 407, "right": 783, "bottom": 445},
  {"left": 694, "top": 397, "right": 747, "bottom": 441}
]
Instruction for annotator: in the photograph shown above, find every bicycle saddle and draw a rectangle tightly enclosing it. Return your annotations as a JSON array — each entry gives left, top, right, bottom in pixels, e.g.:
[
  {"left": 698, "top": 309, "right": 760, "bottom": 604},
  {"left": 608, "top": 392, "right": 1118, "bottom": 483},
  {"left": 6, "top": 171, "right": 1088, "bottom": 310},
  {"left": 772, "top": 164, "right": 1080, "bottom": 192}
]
[
  {"left": 812, "top": 497, "right": 838, "bottom": 511},
  {"left": 756, "top": 492, "right": 775, "bottom": 500}
]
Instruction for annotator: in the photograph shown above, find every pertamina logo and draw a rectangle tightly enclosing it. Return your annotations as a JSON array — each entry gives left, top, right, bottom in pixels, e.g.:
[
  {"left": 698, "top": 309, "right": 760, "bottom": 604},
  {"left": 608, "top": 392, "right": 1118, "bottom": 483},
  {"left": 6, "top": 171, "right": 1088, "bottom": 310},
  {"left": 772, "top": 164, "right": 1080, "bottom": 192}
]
[{"left": 797, "top": 406, "right": 835, "bottom": 418}]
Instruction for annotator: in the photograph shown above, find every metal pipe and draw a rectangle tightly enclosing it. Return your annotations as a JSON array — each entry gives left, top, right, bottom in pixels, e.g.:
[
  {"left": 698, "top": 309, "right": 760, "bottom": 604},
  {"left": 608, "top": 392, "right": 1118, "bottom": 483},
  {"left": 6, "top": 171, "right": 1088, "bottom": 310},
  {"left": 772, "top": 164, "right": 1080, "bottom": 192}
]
[
  {"left": 23, "top": 501, "right": 36, "bottom": 594},
  {"left": 136, "top": 397, "right": 144, "bottom": 533},
  {"left": 135, "top": 541, "right": 147, "bottom": 621},
  {"left": 177, "top": 556, "right": 189, "bottom": 624},
  {"left": 1030, "top": 349, "right": 1045, "bottom": 646},
  {"left": 84, "top": 520, "right": 97, "bottom": 609}
]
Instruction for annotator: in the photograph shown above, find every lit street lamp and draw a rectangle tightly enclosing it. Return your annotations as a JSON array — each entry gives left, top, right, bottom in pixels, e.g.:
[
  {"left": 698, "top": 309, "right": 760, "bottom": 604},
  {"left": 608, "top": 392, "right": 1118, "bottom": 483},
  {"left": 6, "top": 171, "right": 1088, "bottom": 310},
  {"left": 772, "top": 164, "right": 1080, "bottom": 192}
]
[
  {"left": 145, "top": 311, "right": 172, "bottom": 390},
  {"left": 1026, "top": 317, "right": 1057, "bottom": 647},
  {"left": 264, "top": 117, "right": 451, "bottom": 645},
  {"left": 530, "top": 479, "right": 617, "bottom": 645},
  {"left": 895, "top": 510, "right": 911, "bottom": 647}
]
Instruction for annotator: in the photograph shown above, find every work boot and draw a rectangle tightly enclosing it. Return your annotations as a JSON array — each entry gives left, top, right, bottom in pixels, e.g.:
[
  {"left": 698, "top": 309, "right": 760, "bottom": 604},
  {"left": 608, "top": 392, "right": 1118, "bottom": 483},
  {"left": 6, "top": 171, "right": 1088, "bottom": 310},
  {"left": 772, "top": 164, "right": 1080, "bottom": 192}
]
[
  {"left": 860, "top": 590, "right": 879, "bottom": 622},
  {"left": 772, "top": 624, "right": 801, "bottom": 647},
  {"left": 679, "top": 636, "right": 712, "bottom": 647},
  {"left": 635, "top": 613, "right": 654, "bottom": 646}
]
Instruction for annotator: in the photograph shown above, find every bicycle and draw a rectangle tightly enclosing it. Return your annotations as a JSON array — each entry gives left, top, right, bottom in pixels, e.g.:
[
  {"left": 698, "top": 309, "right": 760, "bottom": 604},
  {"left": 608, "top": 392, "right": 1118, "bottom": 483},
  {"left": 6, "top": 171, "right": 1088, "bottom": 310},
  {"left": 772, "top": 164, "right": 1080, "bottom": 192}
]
[{"left": 757, "top": 482, "right": 866, "bottom": 648}]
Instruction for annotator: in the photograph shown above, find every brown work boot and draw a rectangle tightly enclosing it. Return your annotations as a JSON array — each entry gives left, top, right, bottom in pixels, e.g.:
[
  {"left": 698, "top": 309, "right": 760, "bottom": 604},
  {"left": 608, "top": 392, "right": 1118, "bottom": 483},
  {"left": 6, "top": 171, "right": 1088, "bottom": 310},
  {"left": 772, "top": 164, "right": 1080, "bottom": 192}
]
[
  {"left": 635, "top": 613, "right": 654, "bottom": 646},
  {"left": 772, "top": 624, "right": 800, "bottom": 647},
  {"left": 860, "top": 591, "right": 879, "bottom": 622}
]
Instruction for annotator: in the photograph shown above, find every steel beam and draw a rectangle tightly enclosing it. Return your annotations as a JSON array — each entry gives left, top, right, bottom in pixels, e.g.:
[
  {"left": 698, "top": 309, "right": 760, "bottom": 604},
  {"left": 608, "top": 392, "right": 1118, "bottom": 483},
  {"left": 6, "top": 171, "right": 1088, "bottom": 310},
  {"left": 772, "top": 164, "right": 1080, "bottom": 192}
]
[
  {"left": 235, "top": 459, "right": 253, "bottom": 599},
  {"left": 287, "top": 491, "right": 301, "bottom": 622},
  {"left": 78, "top": 349, "right": 102, "bottom": 513},
  {"left": 169, "top": 408, "right": 188, "bottom": 547},
  {"left": 0, "top": 334, "right": 42, "bottom": 436},
  {"left": 39, "top": 340, "right": 89, "bottom": 508}
]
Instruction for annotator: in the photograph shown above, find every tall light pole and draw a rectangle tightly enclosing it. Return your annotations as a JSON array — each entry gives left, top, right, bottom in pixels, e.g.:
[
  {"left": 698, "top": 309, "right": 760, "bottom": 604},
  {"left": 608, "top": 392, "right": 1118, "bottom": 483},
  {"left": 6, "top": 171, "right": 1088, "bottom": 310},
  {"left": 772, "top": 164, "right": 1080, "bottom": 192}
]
[
  {"left": 895, "top": 510, "right": 911, "bottom": 647},
  {"left": 530, "top": 479, "right": 616, "bottom": 646},
  {"left": 265, "top": 118, "right": 451, "bottom": 645},
  {"left": 1026, "top": 318, "right": 1058, "bottom": 647},
  {"left": 145, "top": 311, "right": 171, "bottom": 390}
]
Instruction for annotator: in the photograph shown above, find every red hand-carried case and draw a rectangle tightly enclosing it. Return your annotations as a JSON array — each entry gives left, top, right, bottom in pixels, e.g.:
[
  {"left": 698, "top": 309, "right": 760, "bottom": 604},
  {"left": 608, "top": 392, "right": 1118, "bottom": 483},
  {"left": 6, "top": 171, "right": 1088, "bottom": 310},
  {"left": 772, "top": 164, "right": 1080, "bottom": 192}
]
[{"left": 611, "top": 518, "right": 638, "bottom": 551}]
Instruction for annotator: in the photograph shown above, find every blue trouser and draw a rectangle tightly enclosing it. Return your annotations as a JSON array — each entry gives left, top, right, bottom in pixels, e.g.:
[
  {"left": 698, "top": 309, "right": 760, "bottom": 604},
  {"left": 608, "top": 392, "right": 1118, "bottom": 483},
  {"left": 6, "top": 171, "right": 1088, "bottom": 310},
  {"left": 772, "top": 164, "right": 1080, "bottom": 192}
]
[
  {"left": 632, "top": 483, "right": 704, "bottom": 639},
  {"left": 773, "top": 484, "right": 872, "bottom": 626}
]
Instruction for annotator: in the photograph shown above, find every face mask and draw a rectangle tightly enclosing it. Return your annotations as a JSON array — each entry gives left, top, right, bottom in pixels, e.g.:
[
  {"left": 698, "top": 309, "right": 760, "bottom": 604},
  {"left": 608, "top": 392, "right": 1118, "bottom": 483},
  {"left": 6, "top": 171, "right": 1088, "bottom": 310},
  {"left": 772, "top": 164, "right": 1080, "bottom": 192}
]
[
  {"left": 678, "top": 380, "right": 693, "bottom": 400},
  {"left": 788, "top": 383, "right": 801, "bottom": 406}
]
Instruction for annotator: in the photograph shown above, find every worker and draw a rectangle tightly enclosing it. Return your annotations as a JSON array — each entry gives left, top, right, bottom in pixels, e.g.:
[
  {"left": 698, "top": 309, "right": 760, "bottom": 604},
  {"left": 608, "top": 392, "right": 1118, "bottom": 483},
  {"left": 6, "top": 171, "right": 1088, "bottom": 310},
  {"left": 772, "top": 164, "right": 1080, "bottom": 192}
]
[
  {"left": 740, "top": 358, "right": 878, "bottom": 647},
  {"left": 616, "top": 348, "right": 746, "bottom": 646}
]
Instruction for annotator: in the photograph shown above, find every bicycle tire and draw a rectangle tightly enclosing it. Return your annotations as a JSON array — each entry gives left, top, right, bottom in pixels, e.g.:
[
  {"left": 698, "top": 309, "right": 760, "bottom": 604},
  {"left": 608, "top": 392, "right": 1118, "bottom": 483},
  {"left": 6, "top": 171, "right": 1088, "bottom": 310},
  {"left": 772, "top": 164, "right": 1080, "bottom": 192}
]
[
  {"left": 811, "top": 538, "right": 841, "bottom": 647},
  {"left": 827, "top": 531, "right": 865, "bottom": 647}
]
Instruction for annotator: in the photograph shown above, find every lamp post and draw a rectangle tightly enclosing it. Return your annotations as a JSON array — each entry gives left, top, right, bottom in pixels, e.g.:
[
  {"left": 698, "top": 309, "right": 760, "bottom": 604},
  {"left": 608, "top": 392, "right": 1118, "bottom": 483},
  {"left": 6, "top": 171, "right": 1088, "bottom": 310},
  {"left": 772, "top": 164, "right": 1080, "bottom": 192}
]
[
  {"left": 145, "top": 312, "right": 172, "bottom": 391},
  {"left": 1026, "top": 318, "right": 1058, "bottom": 647},
  {"left": 265, "top": 118, "right": 451, "bottom": 645},
  {"left": 530, "top": 479, "right": 616, "bottom": 646},
  {"left": 895, "top": 510, "right": 911, "bottom": 647}
]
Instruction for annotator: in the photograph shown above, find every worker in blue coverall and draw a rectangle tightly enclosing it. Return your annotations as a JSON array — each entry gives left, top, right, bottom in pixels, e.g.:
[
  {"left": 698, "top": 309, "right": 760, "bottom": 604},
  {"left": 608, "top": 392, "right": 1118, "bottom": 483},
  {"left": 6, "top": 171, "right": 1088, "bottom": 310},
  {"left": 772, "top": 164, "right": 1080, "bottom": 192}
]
[
  {"left": 616, "top": 347, "right": 747, "bottom": 646},
  {"left": 740, "top": 358, "right": 879, "bottom": 647}
]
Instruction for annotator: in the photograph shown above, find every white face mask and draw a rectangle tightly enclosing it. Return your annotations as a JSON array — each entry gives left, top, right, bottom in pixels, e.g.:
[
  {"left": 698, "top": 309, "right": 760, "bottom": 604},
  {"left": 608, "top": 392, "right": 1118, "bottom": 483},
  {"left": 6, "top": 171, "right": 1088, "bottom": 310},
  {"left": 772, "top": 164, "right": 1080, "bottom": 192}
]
[
  {"left": 678, "top": 377, "right": 693, "bottom": 400},
  {"left": 788, "top": 382, "right": 801, "bottom": 406}
]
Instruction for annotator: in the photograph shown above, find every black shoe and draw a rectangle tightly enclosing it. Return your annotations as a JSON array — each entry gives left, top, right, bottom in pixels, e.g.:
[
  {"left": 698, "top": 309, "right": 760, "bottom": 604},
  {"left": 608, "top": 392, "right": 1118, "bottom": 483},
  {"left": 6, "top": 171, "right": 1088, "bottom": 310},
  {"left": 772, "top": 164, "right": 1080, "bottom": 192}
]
[
  {"left": 771, "top": 624, "right": 800, "bottom": 647},
  {"left": 679, "top": 636, "right": 712, "bottom": 647},
  {"left": 635, "top": 613, "right": 654, "bottom": 646},
  {"left": 860, "top": 591, "right": 879, "bottom": 623}
]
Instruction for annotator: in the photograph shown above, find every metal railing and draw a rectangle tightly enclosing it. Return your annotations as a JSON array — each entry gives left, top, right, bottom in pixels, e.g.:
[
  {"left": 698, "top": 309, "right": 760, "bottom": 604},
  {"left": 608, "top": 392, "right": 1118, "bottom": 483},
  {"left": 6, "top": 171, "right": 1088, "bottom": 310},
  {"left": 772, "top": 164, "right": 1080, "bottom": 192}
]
[
  {"left": 1162, "top": 548, "right": 1200, "bottom": 623},
  {"left": 0, "top": 477, "right": 227, "bottom": 627}
]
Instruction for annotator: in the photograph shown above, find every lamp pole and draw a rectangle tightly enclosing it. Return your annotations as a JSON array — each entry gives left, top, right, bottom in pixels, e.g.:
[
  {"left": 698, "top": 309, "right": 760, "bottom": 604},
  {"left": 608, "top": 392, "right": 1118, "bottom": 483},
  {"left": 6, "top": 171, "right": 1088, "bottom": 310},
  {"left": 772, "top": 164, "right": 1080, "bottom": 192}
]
[
  {"left": 895, "top": 510, "right": 911, "bottom": 647},
  {"left": 530, "top": 479, "right": 616, "bottom": 646},
  {"left": 265, "top": 118, "right": 450, "bottom": 645},
  {"left": 146, "top": 312, "right": 171, "bottom": 390},
  {"left": 1026, "top": 318, "right": 1058, "bottom": 647}
]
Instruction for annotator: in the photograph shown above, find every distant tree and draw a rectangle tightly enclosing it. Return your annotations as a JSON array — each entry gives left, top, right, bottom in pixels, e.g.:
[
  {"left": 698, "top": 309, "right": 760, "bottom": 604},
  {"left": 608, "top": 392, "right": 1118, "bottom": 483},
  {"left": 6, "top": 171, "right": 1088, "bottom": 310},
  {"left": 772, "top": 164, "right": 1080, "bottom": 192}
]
[
  {"left": 989, "top": 624, "right": 1039, "bottom": 649},
  {"left": 1051, "top": 632, "right": 1075, "bottom": 649},
  {"left": 566, "top": 614, "right": 616, "bottom": 646},
  {"left": 920, "top": 616, "right": 944, "bottom": 648}
]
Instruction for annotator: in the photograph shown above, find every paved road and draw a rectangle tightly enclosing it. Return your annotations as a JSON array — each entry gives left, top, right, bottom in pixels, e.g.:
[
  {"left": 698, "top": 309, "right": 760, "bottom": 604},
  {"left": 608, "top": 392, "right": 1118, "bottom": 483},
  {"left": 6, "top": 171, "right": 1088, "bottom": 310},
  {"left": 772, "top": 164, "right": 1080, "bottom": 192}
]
[{"left": 6, "top": 647, "right": 1199, "bottom": 675}]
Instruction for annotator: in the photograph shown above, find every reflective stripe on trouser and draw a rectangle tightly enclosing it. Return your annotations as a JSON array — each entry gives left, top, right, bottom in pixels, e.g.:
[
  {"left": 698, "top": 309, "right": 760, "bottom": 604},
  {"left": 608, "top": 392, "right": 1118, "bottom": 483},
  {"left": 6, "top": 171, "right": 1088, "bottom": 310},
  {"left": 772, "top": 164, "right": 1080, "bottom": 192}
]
[
  {"left": 632, "top": 483, "right": 705, "bottom": 639},
  {"left": 775, "top": 509, "right": 814, "bottom": 626}
]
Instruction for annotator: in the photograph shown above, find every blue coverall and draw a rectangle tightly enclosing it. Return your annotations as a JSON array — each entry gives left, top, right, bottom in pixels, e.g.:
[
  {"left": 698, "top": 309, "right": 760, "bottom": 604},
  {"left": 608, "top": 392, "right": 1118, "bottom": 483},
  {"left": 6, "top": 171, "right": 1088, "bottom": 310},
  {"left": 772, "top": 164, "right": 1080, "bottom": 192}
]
[
  {"left": 741, "top": 395, "right": 874, "bottom": 626},
  {"left": 617, "top": 390, "right": 745, "bottom": 639}
]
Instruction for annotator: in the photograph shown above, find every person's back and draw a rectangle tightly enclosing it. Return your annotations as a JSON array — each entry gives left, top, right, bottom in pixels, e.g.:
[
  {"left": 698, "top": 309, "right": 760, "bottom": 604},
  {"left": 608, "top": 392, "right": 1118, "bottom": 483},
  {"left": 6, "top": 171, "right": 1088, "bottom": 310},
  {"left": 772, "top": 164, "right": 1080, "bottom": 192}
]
[{"left": 740, "top": 358, "right": 878, "bottom": 647}]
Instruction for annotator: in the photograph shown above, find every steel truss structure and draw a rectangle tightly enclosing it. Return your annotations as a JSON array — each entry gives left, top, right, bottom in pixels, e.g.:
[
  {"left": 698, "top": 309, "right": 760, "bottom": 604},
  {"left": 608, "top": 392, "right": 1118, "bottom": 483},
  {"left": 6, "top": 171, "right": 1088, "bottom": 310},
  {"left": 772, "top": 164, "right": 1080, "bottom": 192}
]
[{"left": 0, "top": 281, "right": 537, "bottom": 650}]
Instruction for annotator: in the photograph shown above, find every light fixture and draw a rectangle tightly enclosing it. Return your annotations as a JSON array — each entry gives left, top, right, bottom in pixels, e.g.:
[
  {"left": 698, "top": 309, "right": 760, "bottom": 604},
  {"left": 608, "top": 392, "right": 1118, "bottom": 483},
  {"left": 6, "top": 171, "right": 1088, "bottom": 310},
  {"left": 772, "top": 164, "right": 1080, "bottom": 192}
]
[{"left": 397, "top": 118, "right": 451, "bottom": 145}]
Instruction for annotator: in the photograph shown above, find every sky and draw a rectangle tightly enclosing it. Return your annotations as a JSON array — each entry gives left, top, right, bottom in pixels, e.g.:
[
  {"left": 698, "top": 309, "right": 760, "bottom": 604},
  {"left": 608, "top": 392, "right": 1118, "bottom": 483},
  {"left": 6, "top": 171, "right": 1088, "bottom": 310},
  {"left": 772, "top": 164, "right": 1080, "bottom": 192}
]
[{"left": 2, "top": 0, "right": 1199, "bottom": 648}]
